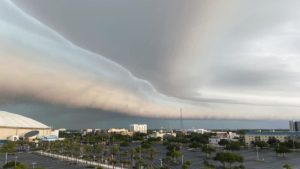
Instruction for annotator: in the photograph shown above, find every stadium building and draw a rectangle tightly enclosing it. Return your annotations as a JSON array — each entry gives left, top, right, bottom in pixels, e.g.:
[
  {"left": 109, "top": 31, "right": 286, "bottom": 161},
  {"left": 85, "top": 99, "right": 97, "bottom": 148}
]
[{"left": 0, "top": 111, "right": 52, "bottom": 141}]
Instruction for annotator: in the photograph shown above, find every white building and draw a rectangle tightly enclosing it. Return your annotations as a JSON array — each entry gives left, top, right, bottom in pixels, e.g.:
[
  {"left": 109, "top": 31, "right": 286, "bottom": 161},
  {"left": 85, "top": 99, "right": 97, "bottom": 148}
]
[
  {"left": 149, "top": 130, "right": 176, "bottom": 139},
  {"left": 108, "top": 128, "right": 129, "bottom": 135},
  {"left": 209, "top": 132, "right": 240, "bottom": 145},
  {"left": 129, "top": 124, "right": 147, "bottom": 133},
  {"left": 187, "top": 128, "right": 210, "bottom": 134},
  {"left": 0, "top": 111, "right": 52, "bottom": 141},
  {"left": 82, "top": 128, "right": 93, "bottom": 136},
  {"left": 51, "top": 130, "right": 60, "bottom": 137}
]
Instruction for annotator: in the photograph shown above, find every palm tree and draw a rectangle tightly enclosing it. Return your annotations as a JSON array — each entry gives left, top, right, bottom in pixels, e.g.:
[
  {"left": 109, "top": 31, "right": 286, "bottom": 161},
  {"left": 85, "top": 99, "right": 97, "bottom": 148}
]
[
  {"left": 169, "top": 148, "right": 181, "bottom": 163},
  {"left": 148, "top": 148, "right": 156, "bottom": 168},
  {"left": 201, "top": 144, "right": 215, "bottom": 158},
  {"left": 129, "top": 148, "right": 136, "bottom": 168},
  {"left": 110, "top": 145, "right": 119, "bottom": 168}
]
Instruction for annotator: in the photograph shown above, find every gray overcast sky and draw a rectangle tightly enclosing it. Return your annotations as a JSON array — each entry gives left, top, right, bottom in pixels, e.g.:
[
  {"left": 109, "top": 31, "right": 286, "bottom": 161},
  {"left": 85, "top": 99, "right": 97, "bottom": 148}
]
[{"left": 0, "top": 0, "right": 299, "bottom": 128}]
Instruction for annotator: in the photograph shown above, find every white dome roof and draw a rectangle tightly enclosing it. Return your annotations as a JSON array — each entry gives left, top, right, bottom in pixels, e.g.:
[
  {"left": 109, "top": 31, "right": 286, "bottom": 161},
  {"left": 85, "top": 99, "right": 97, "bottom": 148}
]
[{"left": 0, "top": 111, "right": 50, "bottom": 129}]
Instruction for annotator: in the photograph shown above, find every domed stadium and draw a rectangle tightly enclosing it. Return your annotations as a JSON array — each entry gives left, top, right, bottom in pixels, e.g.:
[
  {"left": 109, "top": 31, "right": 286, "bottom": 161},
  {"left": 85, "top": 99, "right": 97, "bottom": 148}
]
[{"left": 0, "top": 111, "right": 51, "bottom": 141}]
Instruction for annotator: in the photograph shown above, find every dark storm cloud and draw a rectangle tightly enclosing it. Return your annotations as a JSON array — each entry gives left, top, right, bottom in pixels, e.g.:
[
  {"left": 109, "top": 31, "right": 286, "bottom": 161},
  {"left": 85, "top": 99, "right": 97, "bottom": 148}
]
[
  {"left": 1, "top": 0, "right": 300, "bottom": 129},
  {"left": 11, "top": 0, "right": 200, "bottom": 96}
]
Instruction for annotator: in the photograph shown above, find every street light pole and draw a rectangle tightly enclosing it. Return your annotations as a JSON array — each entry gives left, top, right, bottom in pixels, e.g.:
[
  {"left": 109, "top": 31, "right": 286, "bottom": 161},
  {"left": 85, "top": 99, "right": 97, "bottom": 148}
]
[
  {"left": 139, "top": 145, "right": 142, "bottom": 159},
  {"left": 14, "top": 156, "right": 18, "bottom": 168},
  {"left": 5, "top": 152, "right": 7, "bottom": 164},
  {"left": 32, "top": 162, "right": 36, "bottom": 169},
  {"left": 293, "top": 136, "right": 296, "bottom": 151},
  {"left": 256, "top": 145, "right": 259, "bottom": 161}
]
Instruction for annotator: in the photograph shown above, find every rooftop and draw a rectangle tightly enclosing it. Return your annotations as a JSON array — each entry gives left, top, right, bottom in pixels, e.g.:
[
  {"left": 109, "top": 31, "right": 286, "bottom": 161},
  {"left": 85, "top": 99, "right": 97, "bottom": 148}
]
[
  {"left": 0, "top": 111, "right": 50, "bottom": 129},
  {"left": 246, "top": 131, "right": 300, "bottom": 136}
]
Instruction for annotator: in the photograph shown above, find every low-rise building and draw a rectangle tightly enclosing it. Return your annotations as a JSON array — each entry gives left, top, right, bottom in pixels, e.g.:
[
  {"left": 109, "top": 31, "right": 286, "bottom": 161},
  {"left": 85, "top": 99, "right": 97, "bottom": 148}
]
[
  {"left": 108, "top": 128, "right": 130, "bottom": 135},
  {"left": 209, "top": 132, "right": 240, "bottom": 145},
  {"left": 149, "top": 130, "right": 176, "bottom": 139},
  {"left": 244, "top": 131, "right": 300, "bottom": 145},
  {"left": 129, "top": 124, "right": 147, "bottom": 133},
  {"left": 187, "top": 128, "right": 210, "bottom": 134}
]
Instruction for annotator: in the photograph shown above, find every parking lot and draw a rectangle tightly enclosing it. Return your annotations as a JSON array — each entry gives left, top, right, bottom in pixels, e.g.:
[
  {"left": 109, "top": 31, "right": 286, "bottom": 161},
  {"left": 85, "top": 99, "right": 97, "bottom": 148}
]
[
  {"left": 0, "top": 152, "right": 87, "bottom": 169},
  {"left": 1, "top": 146, "right": 300, "bottom": 169}
]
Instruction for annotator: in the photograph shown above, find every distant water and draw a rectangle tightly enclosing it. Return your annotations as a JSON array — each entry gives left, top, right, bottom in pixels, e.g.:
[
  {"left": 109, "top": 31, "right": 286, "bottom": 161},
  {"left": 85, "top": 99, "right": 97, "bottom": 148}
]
[{"left": 93, "top": 117, "right": 289, "bottom": 130}]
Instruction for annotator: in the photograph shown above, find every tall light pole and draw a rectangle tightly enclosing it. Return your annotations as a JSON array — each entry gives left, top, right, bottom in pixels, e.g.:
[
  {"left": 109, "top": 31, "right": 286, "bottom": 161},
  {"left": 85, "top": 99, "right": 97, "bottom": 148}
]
[
  {"left": 14, "top": 156, "right": 18, "bottom": 168},
  {"left": 293, "top": 135, "right": 296, "bottom": 151},
  {"left": 5, "top": 152, "right": 7, "bottom": 164},
  {"left": 139, "top": 145, "right": 142, "bottom": 159},
  {"left": 32, "top": 162, "right": 36, "bottom": 169},
  {"left": 256, "top": 145, "right": 259, "bottom": 161}
]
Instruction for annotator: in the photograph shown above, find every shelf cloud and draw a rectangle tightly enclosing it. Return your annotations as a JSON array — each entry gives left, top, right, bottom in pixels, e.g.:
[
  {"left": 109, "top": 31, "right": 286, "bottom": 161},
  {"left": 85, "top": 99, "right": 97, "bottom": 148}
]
[{"left": 1, "top": 0, "right": 300, "bottom": 121}]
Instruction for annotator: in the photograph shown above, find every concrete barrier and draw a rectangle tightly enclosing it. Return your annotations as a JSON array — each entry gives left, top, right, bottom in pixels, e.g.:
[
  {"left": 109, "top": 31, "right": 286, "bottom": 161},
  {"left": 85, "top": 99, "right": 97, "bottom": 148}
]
[{"left": 35, "top": 151, "right": 124, "bottom": 169}]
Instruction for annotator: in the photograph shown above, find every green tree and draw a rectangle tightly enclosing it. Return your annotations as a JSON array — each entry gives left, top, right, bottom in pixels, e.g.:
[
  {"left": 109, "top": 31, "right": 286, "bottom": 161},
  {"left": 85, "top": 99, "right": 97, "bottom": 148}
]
[
  {"left": 203, "top": 160, "right": 215, "bottom": 169},
  {"left": 110, "top": 145, "right": 119, "bottom": 156},
  {"left": 201, "top": 145, "right": 215, "bottom": 158},
  {"left": 276, "top": 145, "right": 291, "bottom": 157},
  {"left": 253, "top": 141, "right": 269, "bottom": 149},
  {"left": 283, "top": 164, "right": 293, "bottom": 169},
  {"left": 148, "top": 148, "right": 156, "bottom": 168},
  {"left": 214, "top": 152, "right": 243, "bottom": 169},
  {"left": 0, "top": 142, "right": 16, "bottom": 153},
  {"left": 189, "top": 133, "right": 210, "bottom": 144},
  {"left": 3, "top": 161, "right": 28, "bottom": 169},
  {"left": 141, "top": 141, "right": 152, "bottom": 149},
  {"left": 268, "top": 137, "right": 280, "bottom": 147},
  {"left": 225, "top": 142, "right": 241, "bottom": 151},
  {"left": 189, "top": 142, "right": 201, "bottom": 149},
  {"left": 182, "top": 160, "right": 192, "bottom": 169},
  {"left": 167, "top": 148, "right": 181, "bottom": 163},
  {"left": 218, "top": 139, "right": 230, "bottom": 146},
  {"left": 129, "top": 148, "right": 136, "bottom": 167}
]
